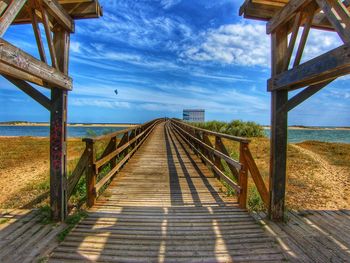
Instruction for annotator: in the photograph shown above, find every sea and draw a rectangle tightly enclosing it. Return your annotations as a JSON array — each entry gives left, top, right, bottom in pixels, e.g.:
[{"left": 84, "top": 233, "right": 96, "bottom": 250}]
[{"left": 0, "top": 125, "right": 349, "bottom": 143}]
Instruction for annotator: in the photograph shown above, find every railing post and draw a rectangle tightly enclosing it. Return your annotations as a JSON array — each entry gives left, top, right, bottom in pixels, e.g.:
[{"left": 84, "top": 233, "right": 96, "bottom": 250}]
[
  {"left": 85, "top": 140, "right": 97, "bottom": 207},
  {"left": 214, "top": 137, "right": 224, "bottom": 170},
  {"left": 238, "top": 142, "right": 249, "bottom": 209}
]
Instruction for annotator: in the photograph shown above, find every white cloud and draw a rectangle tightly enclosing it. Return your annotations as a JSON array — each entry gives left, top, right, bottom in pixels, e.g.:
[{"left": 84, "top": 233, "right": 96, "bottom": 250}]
[
  {"left": 160, "top": 0, "right": 181, "bottom": 9},
  {"left": 181, "top": 22, "right": 343, "bottom": 68},
  {"left": 71, "top": 98, "right": 131, "bottom": 109},
  {"left": 70, "top": 41, "right": 81, "bottom": 53},
  {"left": 182, "top": 23, "right": 270, "bottom": 67}
]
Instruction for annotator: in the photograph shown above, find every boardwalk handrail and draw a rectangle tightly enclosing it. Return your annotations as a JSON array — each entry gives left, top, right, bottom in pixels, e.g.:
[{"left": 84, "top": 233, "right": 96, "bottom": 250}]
[
  {"left": 169, "top": 119, "right": 269, "bottom": 209},
  {"left": 67, "top": 118, "right": 164, "bottom": 207}
]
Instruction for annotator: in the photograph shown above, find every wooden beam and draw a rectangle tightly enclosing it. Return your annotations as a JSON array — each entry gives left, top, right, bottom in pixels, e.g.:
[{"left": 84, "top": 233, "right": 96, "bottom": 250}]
[
  {"left": 240, "top": 0, "right": 334, "bottom": 31},
  {"left": 266, "top": 0, "right": 313, "bottom": 34},
  {"left": 316, "top": 0, "right": 350, "bottom": 43},
  {"left": 0, "top": 38, "right": 72, "bottom": 90},
  {"left": 29, "top": 7, "right": 47, "bottom": 63},
  {"left": 41, "top": 6, "right": 58, "bottom": 69},
  {"left": 41, "top": 0, "right": 75, "bottom": 33},
  {"left": 269, "top": 27, "right": 288, "bottom": 221},
  {"left": 13, "top": 1, "right": 102, "bottom": 24},
  {"left": 293, "top": 6, "right": 315, "bottom": 67},
  {"left": 0, "top": 1, "right": 8, "bottom": 16},
  {"left": 268, "top": 44, "right": 350, "bottom": 91},
  {"left": 0, "top": 0, "right": 27, "bottom": 36},
  {"left": 4, "top": 76, "right": 51, "bottom": 110},
  {"left": 283, "top": 11, "right": 302, "bottom": 71},
  {"left": 284, "top": 79, "right": 332, "bottom": 112}
]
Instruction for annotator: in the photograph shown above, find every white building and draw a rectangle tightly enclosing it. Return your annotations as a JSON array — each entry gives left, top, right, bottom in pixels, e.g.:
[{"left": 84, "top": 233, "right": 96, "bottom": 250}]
[{"left": 183, "top": 109, "right": 205, "bottom": 122}]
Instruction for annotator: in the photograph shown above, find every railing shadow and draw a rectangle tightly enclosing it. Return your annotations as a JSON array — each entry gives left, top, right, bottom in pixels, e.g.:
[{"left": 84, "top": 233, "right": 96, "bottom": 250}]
[{"left": 48, "top": 122, "right": 283, "bottom": 262}]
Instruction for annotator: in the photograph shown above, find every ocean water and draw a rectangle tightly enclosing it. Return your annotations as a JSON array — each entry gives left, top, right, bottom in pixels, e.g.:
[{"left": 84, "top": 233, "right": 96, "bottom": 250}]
[
  {"left": 0, "top": 125, "right": 349, "bottom": 143},
  {"left": 264, "top": 129, "right": 350, "bottom": 143},
  {"left": 0, "top": 126, "right": 127, "bottom": 138}
]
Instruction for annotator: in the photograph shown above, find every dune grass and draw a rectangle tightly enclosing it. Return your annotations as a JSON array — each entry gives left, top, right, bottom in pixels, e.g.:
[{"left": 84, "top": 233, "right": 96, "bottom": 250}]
[{"left": 192, "top": 120, "right": 265, "bottom": 137}]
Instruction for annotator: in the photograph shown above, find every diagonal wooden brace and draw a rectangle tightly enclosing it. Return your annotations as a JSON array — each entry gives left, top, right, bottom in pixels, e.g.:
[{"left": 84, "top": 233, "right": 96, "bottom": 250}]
[{"left": 0, "top": 0, "right": 27, "bottom": 36}]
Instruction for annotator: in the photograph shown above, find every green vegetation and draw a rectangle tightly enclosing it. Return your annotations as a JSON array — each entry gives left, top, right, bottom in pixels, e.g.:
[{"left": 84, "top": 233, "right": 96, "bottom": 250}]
[
  {"left": 0, "top": 218, "right": 10, "bottom": 224},
  {"left": 192, "top": 120, "right": 265, "bottom": 137},
  {"left": 58, "top": 210, "right": 87, "bottom": 242},
  {"left": 39, "top": 205, "right": 53, "bottom": 224},
  {"left": 247, "top": 185, "right": 266, "bottom": 212}
]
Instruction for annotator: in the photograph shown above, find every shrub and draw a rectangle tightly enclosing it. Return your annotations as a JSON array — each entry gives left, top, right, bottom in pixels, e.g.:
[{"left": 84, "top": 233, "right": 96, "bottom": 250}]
[{"left": 192, "top": 120, "right": 265, "bottom": 137}]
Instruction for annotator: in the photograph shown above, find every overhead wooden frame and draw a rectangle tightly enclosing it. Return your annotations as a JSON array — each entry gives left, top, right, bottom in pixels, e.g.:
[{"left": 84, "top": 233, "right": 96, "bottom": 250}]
[
  {"left": 239, "top": 0, "right": 350, "bottom": 30},
  {"left": 240, "top": 0, "right": 350, "bottom": 221},
  {"left": 0, "top": 0, "right": 102, "bottom": 221}
]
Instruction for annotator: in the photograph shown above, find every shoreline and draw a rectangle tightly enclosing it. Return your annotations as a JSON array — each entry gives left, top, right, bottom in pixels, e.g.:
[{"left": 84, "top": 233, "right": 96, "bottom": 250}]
[
  {"left": 263, "top": 126, "right": 350, "bottom": 131},
  {"left": 0, "top": 123, "right": 138, "bottom": 127}
]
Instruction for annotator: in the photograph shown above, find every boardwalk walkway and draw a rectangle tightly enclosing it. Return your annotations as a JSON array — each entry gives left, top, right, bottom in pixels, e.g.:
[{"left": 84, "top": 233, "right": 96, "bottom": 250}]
[{"left": 50, "top": 122, "right": 284, "bottom": 262}]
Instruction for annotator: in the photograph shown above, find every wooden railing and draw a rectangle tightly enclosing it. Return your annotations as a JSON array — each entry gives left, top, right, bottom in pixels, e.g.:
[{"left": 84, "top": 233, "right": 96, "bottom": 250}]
[
  {"left": 67, "top": 118, "right": 164, "bottom": 207},
  {"left": 169, "top": 119, "right": 269, "bottom": 209}
]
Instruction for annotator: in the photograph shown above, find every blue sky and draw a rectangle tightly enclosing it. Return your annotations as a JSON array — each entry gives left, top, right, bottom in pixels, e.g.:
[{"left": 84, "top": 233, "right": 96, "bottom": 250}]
[{"left": 0, "top": 0, "right": 349, "bottom": 125}]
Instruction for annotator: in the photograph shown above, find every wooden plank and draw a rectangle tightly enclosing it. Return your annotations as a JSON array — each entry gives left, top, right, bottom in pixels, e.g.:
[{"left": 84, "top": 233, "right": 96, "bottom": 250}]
[
  {"left": 171, "top": 122, "right": 242, "bottom": 170},
  {"left": 0, "top": 38, "right": 72, "bottom": 90},
  {"left": 243, "top": 145, "right": 270, "bottom": 207},
  {"left": 267, "top": 0, "right": 312, "bottom": 34},
  {"left": 171, "top": 122, "right": 241, "bottom": 193},
  {"left": 94, "top": 121, "right": 160, "bottom": 170},
  {"left": 268, "top": 44, "right": 350, "bottom": 91},
  {"left": 67, "top": 148, "right": 89, "bottom": 199},
  {"left": 42, "top": 0, "right": 75, "bottom": 33},
  {"left": 4, "top": 76, "right": 51, "bottom": 110},
  {"left": 95, "top": 121, "right": 159, "bottom": 192},
  {"left": 85, "top": 140, "right": 97, "bottom": 207},
  {"left": 0, "top": 0, "right": 27, "bottom": 36}
]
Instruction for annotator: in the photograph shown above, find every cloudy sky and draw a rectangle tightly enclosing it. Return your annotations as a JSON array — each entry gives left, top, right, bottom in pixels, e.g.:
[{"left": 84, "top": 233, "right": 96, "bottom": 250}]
[{"left": 0, "top": 0, "right": 349, "bottom": 125}]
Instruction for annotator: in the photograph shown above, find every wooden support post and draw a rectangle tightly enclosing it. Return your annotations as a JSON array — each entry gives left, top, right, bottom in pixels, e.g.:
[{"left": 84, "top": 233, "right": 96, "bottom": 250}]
[
  {"left": 214, "top": 137, "right": 224, "bottom": 178},
  {"left": 50, "top": 26, "right": 70, "bottom": 221},
  {"left": 269, "top": 28, "right": 288, "bottom": 221},
  {"left": 85, "top": 140, "right": 97, "bottom": 207},
  {"left": 238, "top": 142, "right": 248, "bottom": 209},
  {"left": 50, "top": 87, "right": 68, "bottom": 221}
]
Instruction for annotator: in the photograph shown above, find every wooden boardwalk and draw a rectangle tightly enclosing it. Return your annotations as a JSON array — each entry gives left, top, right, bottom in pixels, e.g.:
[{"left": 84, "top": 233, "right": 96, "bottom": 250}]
[
  {"left": 1, "top": 122, "right": 350, "bottom": 262},
  {"left": 254, "top": 210, "right": 350, "bottom": 262},
  {"left": 49, "top": 122, "right": 285, "bottom": 262},
  {"left": 0, "top": 209, "right": 65, "bottom": 263}
]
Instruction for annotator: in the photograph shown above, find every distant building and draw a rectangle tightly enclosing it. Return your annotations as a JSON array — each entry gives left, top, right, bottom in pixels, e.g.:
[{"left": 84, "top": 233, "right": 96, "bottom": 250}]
[{"left": 183, "top": 109, "right": 205, "bottom": 122}]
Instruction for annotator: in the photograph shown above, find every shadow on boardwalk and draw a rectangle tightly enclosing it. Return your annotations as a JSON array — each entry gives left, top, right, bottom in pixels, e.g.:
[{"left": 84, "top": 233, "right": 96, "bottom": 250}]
[
  {"left": 49, "top": 122, "right": 283, "bottom": 262},
  {"left": 2, "top": 122, "right": 350, "bottom": 262}
]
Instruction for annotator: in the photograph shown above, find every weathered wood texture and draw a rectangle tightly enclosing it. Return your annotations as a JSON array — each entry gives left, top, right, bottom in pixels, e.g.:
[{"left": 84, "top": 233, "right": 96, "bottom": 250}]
[
  {"left": 239, "top": 0, "right": 344, "bottom": 31},
  {"left": 49, "top": 26, "right": 70, "bottom": 221},
  {"left": 170, "top": 119, "right": 269, "bottom": 210},
  {"left": 0, "top": 209, "right": 66, "bottom": 263},
  {"left": 253, "top": 210, "right": 350, "bottom": 262},
  {"left": 49, "top": 122, "right": 284, "bottom": 262},
  {"left": 269, "top": 27, "right": 289, "bottom": 221},
  {"left": 14, "top": 0, "right": 102, "bottom": 24},
  {"left": 0, "top": 38, "right": 72, "bottom": 90}
]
